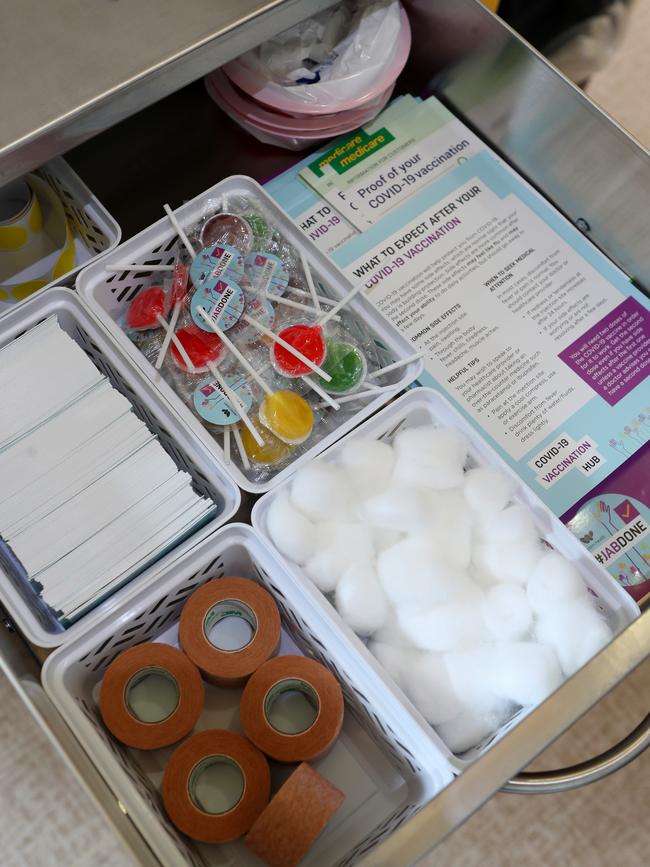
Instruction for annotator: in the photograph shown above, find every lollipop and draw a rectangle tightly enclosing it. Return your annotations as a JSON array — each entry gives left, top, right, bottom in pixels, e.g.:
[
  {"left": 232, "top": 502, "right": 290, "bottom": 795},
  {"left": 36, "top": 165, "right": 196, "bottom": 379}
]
[
  {"left": 245, "top": 251, "right": 290, "bottom": 298},
  {"left": 125, "top": 285, "right": 168, "bottom": 331},
  {"left": 317, "top": 338, "right": 367, "bottom": 395},
  {"left": 240, "top": 416, "right": 295, "bottom": 467},
  {"left": 259, "top": 389, "right": 314, "bottom": 445},
  {"left": 194, "top": 306, "right": 315, "bottom": 445},
  {"left": 155, "top": 262, "right": 190, "bottom": 370},
  {"left": 271, "top": 323, "right": 327, "bottom": 378},
  {"left": 243, "top": 213, "right": 271, "bottom": 248},
  {"left": 193, "top": 371, "right": 254, "bottom": 426},
  {"left": 190, "top": 243, "right": 244, "bottom": 287},
  {"left": 191, "top": 276, "right": 245, "bottom": 332},
  {"left": 200, "top": 213, "right": 254, "bottom": 252},
  {"left": 171, "top": 324, "right": 224, "bottom": 372}
]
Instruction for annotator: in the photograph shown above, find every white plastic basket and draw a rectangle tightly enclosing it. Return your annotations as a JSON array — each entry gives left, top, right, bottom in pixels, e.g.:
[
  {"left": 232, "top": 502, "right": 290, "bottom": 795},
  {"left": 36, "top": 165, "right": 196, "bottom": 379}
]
[
  {"left": 75, "top": 175, "right": 422, "bottom": 494},
  {"left": 252, "top": 388, "right": 641, "bottom": 772},
  {"left": 0, "top": 157, "right": 120, "bottom": 311},
  {"left": 0, "top": 288, "right": 240, "bottom": 648},
  {"left": 42, "top": 523, "right": 453, "bottom": 867}
]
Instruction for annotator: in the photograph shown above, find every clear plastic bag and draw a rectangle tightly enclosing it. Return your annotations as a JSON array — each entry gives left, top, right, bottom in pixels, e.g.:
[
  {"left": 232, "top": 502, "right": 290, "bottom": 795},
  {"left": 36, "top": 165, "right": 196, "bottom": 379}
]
[{"left": 227, "top": 1, "right": 403, "bottom": 111}]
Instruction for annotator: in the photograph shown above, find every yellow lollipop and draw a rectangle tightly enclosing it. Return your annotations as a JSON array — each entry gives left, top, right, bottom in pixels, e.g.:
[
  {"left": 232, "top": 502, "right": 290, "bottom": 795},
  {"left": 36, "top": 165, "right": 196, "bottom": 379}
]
[
  {"left": 241, "top": 415, "right": 295, "bottom": 466},
  {"left": 259, "top": 389, "right": 314, "bottom": 445}
]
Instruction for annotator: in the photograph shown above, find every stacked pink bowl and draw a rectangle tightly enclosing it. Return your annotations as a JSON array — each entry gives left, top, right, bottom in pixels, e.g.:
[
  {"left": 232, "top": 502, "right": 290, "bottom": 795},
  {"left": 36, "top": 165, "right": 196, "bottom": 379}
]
[{"left": 205, "top": 1, "right": 411, "bottom": 150}]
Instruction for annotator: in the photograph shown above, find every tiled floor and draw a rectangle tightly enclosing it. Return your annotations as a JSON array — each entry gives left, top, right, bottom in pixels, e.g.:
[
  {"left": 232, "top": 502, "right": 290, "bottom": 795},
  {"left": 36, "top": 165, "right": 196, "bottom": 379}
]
[{"left": 2, "top": 3, "right": 649, "bottom": 865}]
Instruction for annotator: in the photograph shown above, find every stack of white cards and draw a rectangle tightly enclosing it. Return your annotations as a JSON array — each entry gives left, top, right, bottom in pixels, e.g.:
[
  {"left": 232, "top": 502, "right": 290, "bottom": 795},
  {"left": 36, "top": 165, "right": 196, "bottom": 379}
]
[{"left": 0, "top": 317, "right": 215, "bottom": 624}]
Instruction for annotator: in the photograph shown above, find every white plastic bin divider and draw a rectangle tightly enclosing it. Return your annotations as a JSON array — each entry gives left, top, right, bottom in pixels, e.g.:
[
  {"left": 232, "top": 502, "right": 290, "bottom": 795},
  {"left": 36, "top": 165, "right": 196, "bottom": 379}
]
[
  {"left": 0, "top": 157, "right": 120, "bottom": 312},
  {"left": 75, "top": 175, "right": 423, "bottom": 494},
  {"left": 252, "top": 387, "right": 641, "bottom": 774},
  {"left": 0, "top": 287, "right": 240, "bottom": 648},
  {"left": 42, "top": 523, "right": 453, "bottom": 867}
]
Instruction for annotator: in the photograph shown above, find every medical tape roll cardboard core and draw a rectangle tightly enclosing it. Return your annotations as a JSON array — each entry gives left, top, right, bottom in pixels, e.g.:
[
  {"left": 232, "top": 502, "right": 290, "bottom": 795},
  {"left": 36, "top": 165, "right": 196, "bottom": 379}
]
[
  {"left": 162, "top": 728, "right": 271, "bottom": 843},
  {"left": 240, "top": 655, "right": 344, "bottom": 762},
  {"left": 179, "top": 577, "right": 281, "bottom": 688},
  {"left": 245, "top": 762, "right": 345, "bottom": 867},
  {"left": 99, "top": 643, "right": 204, "bottom": 749}
]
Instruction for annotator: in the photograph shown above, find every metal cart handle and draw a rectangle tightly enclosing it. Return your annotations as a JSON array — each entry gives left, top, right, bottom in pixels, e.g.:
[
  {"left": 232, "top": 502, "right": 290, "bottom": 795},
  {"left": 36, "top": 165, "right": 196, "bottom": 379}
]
[{"left": 502, "top": 712, "right": 650, "bottom": 794}]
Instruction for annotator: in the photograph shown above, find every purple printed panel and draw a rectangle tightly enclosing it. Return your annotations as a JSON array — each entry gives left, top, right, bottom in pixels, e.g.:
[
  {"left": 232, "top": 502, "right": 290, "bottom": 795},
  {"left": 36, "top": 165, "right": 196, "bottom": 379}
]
[{"left": 558, "top": 297, "right": 650, "bottom": 406}]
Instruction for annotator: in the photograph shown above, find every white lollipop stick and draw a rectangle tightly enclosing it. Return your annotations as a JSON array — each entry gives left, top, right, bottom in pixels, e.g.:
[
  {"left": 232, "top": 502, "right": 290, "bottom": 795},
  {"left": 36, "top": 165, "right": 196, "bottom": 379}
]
[
  {"left": 163, "top": 203, "right": 196, "bottom": 258},
  {"left": 196, "top": 306, "right": 272, "bottom": 396},
  {"left": 232, "top": 425, "right": 251, "bottom": 470},
  {"left": 206, "top": 361, "right": 264, "bottom": 447},
  {"left": 264, "top": 293, "right": 340, "bottom": 321},
  {"left": 241, "top": 314, "right": 332, "bottom": 382},
  {"left": 314, "top": 383, "right": 397, "bottom": 409},
  {"left": 303, "top": 375, "right": 340, "bottom": 410},
  {"left": 105, "top": 263, "right": 174, "bottom": 272},
  {"left": 155, "top": 313, "right": 195, "bottom": 372},
  {"left": 155, "top": 303, "right": 182, "bottom": 370},
  {"left": 366, "top": 351, "right": 425, "bottom": 381},
  {"left": 288, "top": 286, "right": 339, "bottom": 308},
  {"left": 300, "top": 252, "right": 321, "bottom": 313},
  {"left": 223, "top": 426, "right": 231, "bottom": 465},
  {"left": 317, "top": 282, "right": 365, "bottom": 326}
]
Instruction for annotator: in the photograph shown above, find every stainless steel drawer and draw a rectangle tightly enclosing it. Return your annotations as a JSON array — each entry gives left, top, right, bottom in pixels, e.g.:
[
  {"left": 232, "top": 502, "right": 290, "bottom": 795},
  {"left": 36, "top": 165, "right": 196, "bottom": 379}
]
[{"left": 1, "top": 0, "right": 649, "bottom": 864}]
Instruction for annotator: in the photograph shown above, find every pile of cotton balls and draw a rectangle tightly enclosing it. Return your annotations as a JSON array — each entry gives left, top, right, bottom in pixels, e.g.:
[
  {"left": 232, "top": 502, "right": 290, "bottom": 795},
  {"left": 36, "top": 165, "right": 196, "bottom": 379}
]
[{"left": 265, "top": 424, "right": 613, "bottom": 753}]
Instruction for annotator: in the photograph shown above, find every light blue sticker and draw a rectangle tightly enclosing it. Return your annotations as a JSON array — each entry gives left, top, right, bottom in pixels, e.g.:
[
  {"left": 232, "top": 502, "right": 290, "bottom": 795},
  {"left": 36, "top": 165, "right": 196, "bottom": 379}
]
[
  {"left": 245, "top": 251, "right": 289, "bottom": 297},
  {"left": 190, "top": 244, "right": 245, "bottom": 289},
  {"left": 193, "top": 372, "right": 254, "bottom": 425},
  {"left": 191, "top": 275, "right": 245, "bottom": 332}
]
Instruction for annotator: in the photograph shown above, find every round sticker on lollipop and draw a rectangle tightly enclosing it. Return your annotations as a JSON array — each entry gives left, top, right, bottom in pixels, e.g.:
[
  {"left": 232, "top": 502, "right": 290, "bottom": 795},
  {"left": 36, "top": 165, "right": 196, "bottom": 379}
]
[
  {"left": 190, "top": 243, "right": 244, "bottom": 289},
  {"left": 193, "top": 372, "right": 254, "bottom": 426},
  {"left": 191, "top": 275, "right": 245, "bottom": 332},
  {"left": 245, "top": 251, "right": 289, "bottom": 298}
]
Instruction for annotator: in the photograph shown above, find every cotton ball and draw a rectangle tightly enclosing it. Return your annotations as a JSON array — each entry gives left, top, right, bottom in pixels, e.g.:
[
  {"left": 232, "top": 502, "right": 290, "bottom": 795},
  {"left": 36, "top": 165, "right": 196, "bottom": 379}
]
[
  {"left": 435, "top": 696, "right": 513, "bottom": 754},
  {"left": 367, "top": 641, "right": 414, "bottom": 687},
  {"left": 371, "top": 527, "right": 404, "bottom": 553},
  {"left": 304, "top": 521, "right": 374, "bottom": 593},
  {"left": 361, "top": 485, "right": 429, "bottom": 533},
  {"left": 398, "top": 595, "right": 485, "bottom": 652},
  {"left": 527, "top": 550, "right": 589, "bottom": 615},
  {"left": 372, "top": 615, "right": 416, "bottom": 648},
  {"left": 290, "top": 461, "right": 352, "bottom": 521},
  {"left": 266, "top": 491, "right": 315, "bottom": 566},
  {"left": 481, "top": 584, "right": 533, "bottom": 640},
  {"left": 477, "top": 504, "right": 539, "bottom": 546},
  {"left": 401, "top": 653, "right": 465, "bottom": 725},
  {"left": 535, "top": 602, "right": 612, "bottom": 677},
  {"left": 393, "top": 425, "right": 467, "bottom": 490},
  {"left": 426, "top": 490, "right": 473, "bottom": 568},
  {"left": 480, "top": 539, "right": 544, "bottom": 586},
  {"left": 378, "top": 538, "right": 470, "bottom": 607},
  {"left": 336, "top": 560, "right": 390, "bottom": 635},
  {"left": 487, "top": 641, "right": 563, "bottom": 706},
  {"left": 444, "top": 646, "right": 497, "bottom": 706},
  {"left": 338, "top": 438, "right": 395, "bottom": 496},
  {"left": 463, "top": 466, "right": 515, "bottom": 516}
]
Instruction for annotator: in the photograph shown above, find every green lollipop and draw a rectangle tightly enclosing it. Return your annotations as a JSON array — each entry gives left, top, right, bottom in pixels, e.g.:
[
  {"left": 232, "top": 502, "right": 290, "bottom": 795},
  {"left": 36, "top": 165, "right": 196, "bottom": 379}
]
[
  {"left": 318, "top": 338, "right": 367, "bottom": 395},
  {"left": 243, "top": 213, "right": 272, "bottom": 248}
]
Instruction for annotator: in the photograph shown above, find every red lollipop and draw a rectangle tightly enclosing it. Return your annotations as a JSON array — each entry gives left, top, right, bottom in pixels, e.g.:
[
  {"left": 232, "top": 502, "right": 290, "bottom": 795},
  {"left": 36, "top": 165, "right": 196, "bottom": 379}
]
[
  {"left": 171, "top": 324, "right": 225, "bottom": 372},
  {"left": 170, "top": 262, "right": 190, "bottom": 307},
  {"left": 272, "top": 323, "right": 326, "bottom": 377},
  {"left": 126, "top": 286, "right": 168, "bottom": 331}
]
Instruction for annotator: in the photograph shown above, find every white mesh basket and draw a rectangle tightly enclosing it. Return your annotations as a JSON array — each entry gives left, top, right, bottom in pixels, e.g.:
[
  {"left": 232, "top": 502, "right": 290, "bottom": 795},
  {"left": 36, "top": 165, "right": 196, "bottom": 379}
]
[
  {"left": 0, "top": 288, "right": 240, "bottom": 648},
  {"left": 252, "top": 388, "right": 641, "bottom": 772},
  {"left": 0, "top": 157, "right": 120, "bottom": 311},
  {"left": 42, "top": 523, "right": 453, "bottom": 867},
  {"left": 75, "top": 175, "right": 422, "bottom": 494}
]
